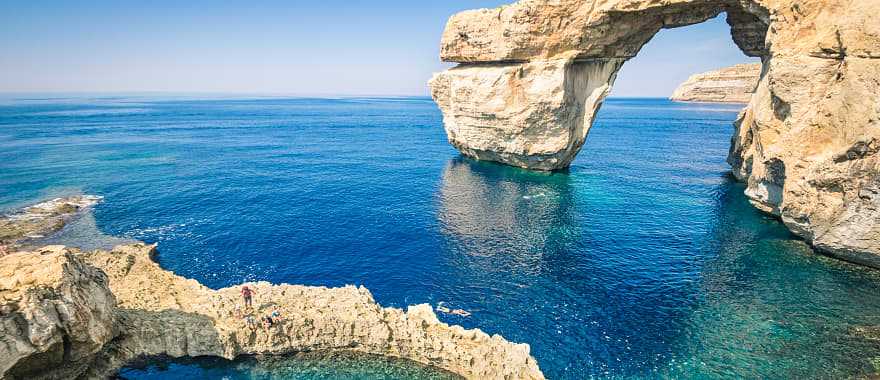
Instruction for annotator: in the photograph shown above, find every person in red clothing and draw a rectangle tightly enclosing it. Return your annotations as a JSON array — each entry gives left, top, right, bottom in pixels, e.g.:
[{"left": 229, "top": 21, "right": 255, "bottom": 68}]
[{"left": 241, "top": 285, "right": 254, "bottom": 309}]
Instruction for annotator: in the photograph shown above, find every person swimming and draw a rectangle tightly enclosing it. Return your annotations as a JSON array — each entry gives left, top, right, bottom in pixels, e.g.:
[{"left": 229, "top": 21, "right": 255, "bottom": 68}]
[
  {"left": 436, "top": 302, "right": 472, "bottom": 317},
  {"left": 450, "top": 309, "right": 472, "bottom": 317}
]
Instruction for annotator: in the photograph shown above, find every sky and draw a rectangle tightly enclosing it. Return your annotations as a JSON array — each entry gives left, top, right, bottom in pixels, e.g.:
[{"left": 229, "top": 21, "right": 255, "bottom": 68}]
[{"left": 0, "top": 1, "right": 759, "bottom": 97}]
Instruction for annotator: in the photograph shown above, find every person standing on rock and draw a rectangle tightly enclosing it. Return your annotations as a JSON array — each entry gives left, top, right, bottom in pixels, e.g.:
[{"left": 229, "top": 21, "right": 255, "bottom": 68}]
[
  {"left": 263, "top": 314, "right": 274, "bottom": 332},
  {"left": 270, "top": 305, "right": 283, "bottom": 322},
  {"left": 241, "top": 285, "right": 254, "bottom": 309}
]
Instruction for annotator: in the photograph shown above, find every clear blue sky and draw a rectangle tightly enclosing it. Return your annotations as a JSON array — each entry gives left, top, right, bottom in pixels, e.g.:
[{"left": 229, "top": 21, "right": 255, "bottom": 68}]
[{"left": 0, "top": 1, "right": 758, "bottom": 97}]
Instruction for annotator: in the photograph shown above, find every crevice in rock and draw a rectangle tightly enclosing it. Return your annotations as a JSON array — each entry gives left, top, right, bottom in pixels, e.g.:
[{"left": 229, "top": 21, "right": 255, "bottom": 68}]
[
  {"left": 771, "top": 93, "right": 791, "bottom": 121},
  {"left": 62, "top": 333, "right": 72, "bottom": 362},
  {"left": 834, "top": 139, "right": 879, "bottom": 163}
]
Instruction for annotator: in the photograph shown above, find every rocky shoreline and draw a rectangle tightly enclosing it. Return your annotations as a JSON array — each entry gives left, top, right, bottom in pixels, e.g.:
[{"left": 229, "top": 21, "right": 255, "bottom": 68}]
[
  {"left": 0, "top": 198, "right": 544, "bottom": 380},
  {"left": 0, "top": 195, "right": 102, "bottom": 256}
]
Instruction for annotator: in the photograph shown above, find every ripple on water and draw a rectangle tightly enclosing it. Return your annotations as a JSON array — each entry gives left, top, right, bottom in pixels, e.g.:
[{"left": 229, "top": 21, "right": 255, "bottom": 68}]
[{"left": 3, "top": 97, "right": 880, "bottom": 379}]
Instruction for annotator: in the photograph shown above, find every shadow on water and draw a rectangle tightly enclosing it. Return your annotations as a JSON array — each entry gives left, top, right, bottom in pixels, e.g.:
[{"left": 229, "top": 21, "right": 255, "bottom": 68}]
[
  {"left": 433, "top": 156, "right": 714, "bottom": 377},
  {"left": 436, "top": 157, "right": 578, "bottom": 273},
  {"left": 434, "top": 156, "right": 880, "bottom": 379}
]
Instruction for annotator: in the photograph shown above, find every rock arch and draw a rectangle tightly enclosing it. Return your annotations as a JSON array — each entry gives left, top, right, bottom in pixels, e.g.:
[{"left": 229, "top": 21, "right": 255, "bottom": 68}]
[{"left": 429, "top": 0, "right": 880, "bottom": 267}]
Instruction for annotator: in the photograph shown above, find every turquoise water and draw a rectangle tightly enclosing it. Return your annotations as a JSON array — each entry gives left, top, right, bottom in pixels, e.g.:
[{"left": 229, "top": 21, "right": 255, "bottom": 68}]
[{"left": 2, "top": 96, "right": 880, "bottom": 379}]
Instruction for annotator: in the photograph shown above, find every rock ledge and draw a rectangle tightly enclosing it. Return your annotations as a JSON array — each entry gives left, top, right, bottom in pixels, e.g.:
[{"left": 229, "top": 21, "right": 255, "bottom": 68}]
[
  {"left": 670, "top": 63, "right": 761, "bottom": 103},
  {"left": 0, "top": 244, "right": 544, "bottom": 380}
]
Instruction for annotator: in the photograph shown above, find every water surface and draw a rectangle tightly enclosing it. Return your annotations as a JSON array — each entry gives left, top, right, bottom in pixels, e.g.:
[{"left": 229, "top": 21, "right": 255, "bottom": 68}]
[
  {"left": 2, "top": 96, "right": 880, "bottom": 378},
  {"left": 117, "top": 352, "right": 461, "bottom": 380}
]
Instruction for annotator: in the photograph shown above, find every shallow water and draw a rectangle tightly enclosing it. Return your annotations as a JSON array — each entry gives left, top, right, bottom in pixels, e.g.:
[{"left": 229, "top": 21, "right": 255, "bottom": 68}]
[{"left": 2, "top": 96, "right": 880, "bottom": 379}]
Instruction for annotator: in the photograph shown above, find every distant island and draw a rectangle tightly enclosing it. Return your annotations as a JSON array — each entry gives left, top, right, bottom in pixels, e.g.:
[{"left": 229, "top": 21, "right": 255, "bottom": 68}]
[{"left": 670, "top": 63, "right": 762, "bottom": 103}]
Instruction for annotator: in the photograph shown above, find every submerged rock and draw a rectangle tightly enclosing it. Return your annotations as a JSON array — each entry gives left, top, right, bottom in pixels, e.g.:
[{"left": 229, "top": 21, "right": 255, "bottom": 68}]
[
  {"left": 671, "top": 63, "right": 761, "bottom": 103},
  {"left": 429, "top": 0, "right": 880, "bottom": 268},
  {"left": 0, "top": 195, "right": 102, "bottom": 255},
  {"left": 0, "top": 244, "right": 545, "bottom": 380}
]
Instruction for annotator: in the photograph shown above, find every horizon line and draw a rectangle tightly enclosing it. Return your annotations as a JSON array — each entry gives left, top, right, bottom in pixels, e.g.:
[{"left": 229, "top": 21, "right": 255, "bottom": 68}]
[{"left": 0, "top": 91, "right": 675, "bottom": 100}]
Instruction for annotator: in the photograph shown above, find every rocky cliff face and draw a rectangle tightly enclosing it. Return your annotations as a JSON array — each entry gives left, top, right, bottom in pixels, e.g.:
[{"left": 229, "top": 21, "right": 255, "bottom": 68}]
[
  {"left": 0, "top": 246, "right": 117, "bottom": 379},
  {"left": 0, "top": 245, "right": 544, "bottom": 380},
  {"left": 671, "top": 63, "right": 761, "bottom": 103},
  {"left": 430, "top": 58, "right": 623, "bottom": 171},
  {"left": 429, "top": 0, "right": 880, "bottom": 268}
]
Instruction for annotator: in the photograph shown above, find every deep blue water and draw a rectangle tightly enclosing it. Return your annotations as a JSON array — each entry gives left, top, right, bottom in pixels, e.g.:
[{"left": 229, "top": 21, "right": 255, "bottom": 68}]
[
  {"left": 117, "top": 352, "right": 460, "bottom": 380},
  {"left": 2, "top": 96, "right": 880, "bottom": 379}
]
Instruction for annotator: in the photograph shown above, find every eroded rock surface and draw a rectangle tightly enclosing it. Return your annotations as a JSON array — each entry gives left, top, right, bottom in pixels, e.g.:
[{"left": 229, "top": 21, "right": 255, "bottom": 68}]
[
  {"left": 0, "top": 196, "right": 102, "bottom": 256},
  {"left": 429, "top": 0, "right": 880, "bottom": 267},
  {"left": 430, "top": 58, "right": 623, "bottom": 170},
  {"left": 671, "top": 63, "right": 761, "bottom": 103},
  {"left": 0, "top": 246, "right": 117, "bottom": 379},
  {"left": 0, "top": 244, "right": 544, "bottom": 380}
]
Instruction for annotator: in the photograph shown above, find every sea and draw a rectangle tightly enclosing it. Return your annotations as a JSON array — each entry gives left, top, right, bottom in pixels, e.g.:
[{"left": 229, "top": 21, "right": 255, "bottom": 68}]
[{"left": 2, "top": 95, "right": 880, "bottom": 379}]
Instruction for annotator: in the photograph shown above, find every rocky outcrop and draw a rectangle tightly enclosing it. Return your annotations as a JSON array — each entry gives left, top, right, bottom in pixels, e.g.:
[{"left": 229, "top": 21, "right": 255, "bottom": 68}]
[
  {"left": 428, "top": 0, "right": 769, "bottom": 171},
  {"left": 0, "top": 246, "right": 117, "bottom": 379},
  {"left": 430, "top": 58, "right": 624, "bottom": 171},
  {"left": 671, "top": 63, "right": 761, "bottom": 103},
  {"left": 0, "top": 196, "right": 102, "bottom": 256},
  {"left": 0, "top": 244, "right": 544, "bottom": 380},
  {"left": 429, "top": 0, "right": 880, "bottom": 267}
]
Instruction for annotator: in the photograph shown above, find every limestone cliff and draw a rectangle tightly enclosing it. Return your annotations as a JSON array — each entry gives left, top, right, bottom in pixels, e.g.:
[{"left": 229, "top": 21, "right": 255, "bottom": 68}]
[
  {"left": 671, "top": 63, "right": 761, "bottom": 103},
  {"left": 0, "top": 246, "right": 117, "bottom": 379},
  {"left": 0, "top": 245, "right": 544, "bottom": 380},
  {"left": 429, "top": 0, "right": 880, "bottom": 268}
]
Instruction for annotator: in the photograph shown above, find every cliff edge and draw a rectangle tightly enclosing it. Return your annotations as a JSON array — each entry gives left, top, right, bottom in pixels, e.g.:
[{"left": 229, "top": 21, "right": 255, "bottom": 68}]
[
  {"left": 670, "top": 63, "right": 761, "bottom": 103},
  {"left": 429, "top": 0, "right": 880, "bottom": 268},
  {"left": 0, "top": 244, "right": 544, "bottom": 380}
]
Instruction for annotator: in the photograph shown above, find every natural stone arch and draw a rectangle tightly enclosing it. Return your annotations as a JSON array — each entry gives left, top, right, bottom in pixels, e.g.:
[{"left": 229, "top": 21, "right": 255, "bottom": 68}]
[
  {"left": 430, "top": 0, "right": 768, "bottom": 171},
  {"left": 429, "top": 0, "right": 880, "bottom": 267}
]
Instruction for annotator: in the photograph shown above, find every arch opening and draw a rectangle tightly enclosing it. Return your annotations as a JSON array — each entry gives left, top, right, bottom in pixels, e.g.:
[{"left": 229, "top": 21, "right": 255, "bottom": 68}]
[
  {"left": 429, "top": 0, "right": 769, "bottom": 171},
  {"left": 429, "top": 0, "right": 880, "bottom": 266},
  {"left": 611, "top": 12, "right": 761, "bottom": 99}
]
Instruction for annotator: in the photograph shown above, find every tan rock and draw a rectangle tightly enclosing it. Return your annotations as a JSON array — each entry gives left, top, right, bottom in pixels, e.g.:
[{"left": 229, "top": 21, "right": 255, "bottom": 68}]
[
  {"left": 429, "top": 0, "right": 880, "bottom": 267},
  {"left": 429, "top": 58, "right": 623, "bottom": 170},
  {"left": 431, "top": 1, "right": 768, "bottom": 172},
  {"left": 671, "top": 63, "right": 762, "bottom": 103},
  {"left": 0, "top": 246, "right": 117, "bottom": 379},
  {"left": 0, "top": 245, "right": 545, "bottom": 380}
]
